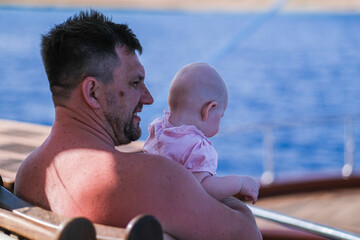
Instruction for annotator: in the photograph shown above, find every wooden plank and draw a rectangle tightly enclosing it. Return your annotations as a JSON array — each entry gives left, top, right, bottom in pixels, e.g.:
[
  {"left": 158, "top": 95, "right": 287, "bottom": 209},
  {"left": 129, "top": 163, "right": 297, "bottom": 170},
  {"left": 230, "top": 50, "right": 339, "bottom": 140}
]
[
  {"left": 250, "top": 204, "right": 360, "bottom": 240},
  {"left": 256, "top": 188, "right": 360, "bottom": 235},
  {"left": 1, "top": 184, "right": 164, "bottom": 240},
  {"left": 0, "top": 208, "right": 56, "bottom": 240},
  {"left": 0, "top": 184, "right": 97, "bottom": 239}
]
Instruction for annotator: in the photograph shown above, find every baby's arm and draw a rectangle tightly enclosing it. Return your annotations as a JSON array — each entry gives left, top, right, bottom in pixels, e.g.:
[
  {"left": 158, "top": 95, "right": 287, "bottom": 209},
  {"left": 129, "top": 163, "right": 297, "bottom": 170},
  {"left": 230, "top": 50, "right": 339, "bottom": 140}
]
[{"left": 193, "top": 172, "right": 260, "bottom": 203}]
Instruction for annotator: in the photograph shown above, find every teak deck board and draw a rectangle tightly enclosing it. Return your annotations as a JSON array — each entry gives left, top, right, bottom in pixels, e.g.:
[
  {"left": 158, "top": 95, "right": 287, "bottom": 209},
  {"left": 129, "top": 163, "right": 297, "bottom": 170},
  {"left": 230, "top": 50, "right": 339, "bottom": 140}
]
[{"left": 256, "top": 188, "right": 360, "bottom": 235}]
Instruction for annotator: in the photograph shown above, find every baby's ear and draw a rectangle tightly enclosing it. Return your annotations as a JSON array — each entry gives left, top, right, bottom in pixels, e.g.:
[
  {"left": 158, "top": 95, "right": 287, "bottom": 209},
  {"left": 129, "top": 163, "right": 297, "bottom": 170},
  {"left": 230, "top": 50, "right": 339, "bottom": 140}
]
[
  {"left": 81, "top": 76, "right": 101, "bottom": 109},
  {"left": 201, "top": 101, "right": 217, "bottom": 121}
]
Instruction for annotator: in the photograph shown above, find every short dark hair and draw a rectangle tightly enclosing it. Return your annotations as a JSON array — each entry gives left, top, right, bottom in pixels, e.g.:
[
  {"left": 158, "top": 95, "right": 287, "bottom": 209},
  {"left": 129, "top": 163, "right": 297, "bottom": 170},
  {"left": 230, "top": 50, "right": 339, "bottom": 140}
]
[{"left": 41, "top": 9, "right": 142, "bottom": 104}]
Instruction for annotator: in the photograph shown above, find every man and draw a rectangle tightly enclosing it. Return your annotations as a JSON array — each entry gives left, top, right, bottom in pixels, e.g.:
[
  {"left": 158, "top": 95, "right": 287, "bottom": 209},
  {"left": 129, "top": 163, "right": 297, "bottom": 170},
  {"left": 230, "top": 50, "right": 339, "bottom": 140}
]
[{"left": 15, "top": 10, "right": 262, "bottom": 240}]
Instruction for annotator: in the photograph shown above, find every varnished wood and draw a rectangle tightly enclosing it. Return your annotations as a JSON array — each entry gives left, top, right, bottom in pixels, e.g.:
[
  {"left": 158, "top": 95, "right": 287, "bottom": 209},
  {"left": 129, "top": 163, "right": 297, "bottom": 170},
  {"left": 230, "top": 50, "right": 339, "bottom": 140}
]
[
  {"left": 252, "top": 173, "right": 360, "bottom": 239},
  {"left": 0, "top": 208, "right": 59, "bottom": 240},
  {"left": 258, "top": 171, "right": 360, "bottom": 197},
  {"left": 256, "top": 187, "right": 360, "bottom": 235},
  {"left": 0, "top": 183, "right": 96, "bottom": 239}
]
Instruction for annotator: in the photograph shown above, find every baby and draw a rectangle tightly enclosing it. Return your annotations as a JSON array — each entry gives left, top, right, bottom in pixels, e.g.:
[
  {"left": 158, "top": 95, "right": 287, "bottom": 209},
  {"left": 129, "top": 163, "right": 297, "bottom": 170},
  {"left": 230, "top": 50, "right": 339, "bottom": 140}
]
[{"left": 143, "top": 63, "right": 259, "bottom": 203}]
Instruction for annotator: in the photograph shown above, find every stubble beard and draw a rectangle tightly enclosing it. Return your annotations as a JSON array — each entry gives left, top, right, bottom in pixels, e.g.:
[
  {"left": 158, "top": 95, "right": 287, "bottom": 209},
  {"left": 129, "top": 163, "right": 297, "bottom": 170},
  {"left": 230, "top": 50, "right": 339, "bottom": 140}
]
[
  {"left": 104, "top": 97, "right": 142, "bottom": 146},
  {"left": 105, "top": 111, "right": 141, "bottom": 146},
  {"left": 124, "top": 111, "right": 141, "bottom": 142}
]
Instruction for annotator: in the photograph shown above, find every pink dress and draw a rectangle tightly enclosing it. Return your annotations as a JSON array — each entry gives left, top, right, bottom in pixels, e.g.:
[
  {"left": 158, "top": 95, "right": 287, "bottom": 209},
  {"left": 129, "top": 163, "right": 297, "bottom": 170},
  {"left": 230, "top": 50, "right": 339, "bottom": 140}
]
[{"left": 143, "top": 111, "right": 217, "bottom": 175}]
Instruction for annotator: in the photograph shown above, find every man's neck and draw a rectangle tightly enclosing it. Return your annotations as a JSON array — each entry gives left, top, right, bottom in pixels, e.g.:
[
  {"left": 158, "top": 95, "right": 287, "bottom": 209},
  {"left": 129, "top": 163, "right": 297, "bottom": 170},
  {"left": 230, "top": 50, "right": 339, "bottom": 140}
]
[{"left": 53, "top": 106, "right": 116, "bottom": 148}]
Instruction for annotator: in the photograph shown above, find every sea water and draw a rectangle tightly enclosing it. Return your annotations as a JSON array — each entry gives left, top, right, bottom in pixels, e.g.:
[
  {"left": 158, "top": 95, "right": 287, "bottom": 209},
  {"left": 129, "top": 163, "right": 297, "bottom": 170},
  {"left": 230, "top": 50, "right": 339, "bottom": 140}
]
[{"left": 0, "top": 7, "right": 359, "bottom": 178}]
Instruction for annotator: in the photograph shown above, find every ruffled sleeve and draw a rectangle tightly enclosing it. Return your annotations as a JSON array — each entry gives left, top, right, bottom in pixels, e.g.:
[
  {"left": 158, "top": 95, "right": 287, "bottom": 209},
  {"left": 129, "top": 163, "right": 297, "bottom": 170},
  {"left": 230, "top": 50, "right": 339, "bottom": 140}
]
[
  {"left": 159, "top": 127, "right": 218, "bottom": 175},
  {"left": 143, "top": 110, "right": 218, "bottom": 175},
  {"left": 179, "top": 136, "right": 218, "bottom": 175}
]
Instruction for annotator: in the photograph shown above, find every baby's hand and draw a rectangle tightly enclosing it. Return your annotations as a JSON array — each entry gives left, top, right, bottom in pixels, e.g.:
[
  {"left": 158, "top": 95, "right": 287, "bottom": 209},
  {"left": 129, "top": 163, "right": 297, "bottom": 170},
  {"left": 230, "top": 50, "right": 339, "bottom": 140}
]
[{"left": 237, "top": 176, "right": 259, "bottom": 204}]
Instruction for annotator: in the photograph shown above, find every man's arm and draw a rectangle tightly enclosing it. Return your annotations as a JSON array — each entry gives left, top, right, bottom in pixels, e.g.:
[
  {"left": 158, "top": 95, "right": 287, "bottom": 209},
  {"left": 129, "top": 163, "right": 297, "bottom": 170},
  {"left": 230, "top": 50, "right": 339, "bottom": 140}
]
[
  {"left": 222, "top": 196, "right": 253, "bottom": 211},
  {"left": 110, "top": 153, "right": 262, "bottom": 240}
]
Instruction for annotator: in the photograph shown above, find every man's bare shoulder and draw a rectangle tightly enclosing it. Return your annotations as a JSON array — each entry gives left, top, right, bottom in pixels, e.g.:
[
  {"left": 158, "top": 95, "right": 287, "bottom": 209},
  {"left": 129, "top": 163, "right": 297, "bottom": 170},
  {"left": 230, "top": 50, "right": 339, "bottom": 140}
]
[
  {"left": 75, "top": 150, "right": 205, "bottom": 225},
  {"left": 100, "top": 150, "right": 196, "bottom": 193},
  {"left": 113, "top": 151, "right": 184, "bottom": 171}
]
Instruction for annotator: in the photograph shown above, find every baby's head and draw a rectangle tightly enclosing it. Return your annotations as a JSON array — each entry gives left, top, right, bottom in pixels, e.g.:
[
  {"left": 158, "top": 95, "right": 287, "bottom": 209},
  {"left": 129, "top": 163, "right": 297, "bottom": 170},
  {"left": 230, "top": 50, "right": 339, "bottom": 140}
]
[{"left": 168, "top": 63, "right": 228, "bottom": 138}]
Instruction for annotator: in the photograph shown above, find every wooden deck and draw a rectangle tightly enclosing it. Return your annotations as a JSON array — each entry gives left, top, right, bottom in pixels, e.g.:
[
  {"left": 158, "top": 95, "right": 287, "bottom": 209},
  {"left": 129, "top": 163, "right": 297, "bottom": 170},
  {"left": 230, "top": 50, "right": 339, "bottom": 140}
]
[
  {"left": 1, "top": 119, "right": 359, "bottom": 239},
  {"left": 255, "top": 187, "right": 360, "bottom": 238},
  {"left": 0, "top": 119, "right": 50, "bottom": 189},
  {"left": 251, "top": 172, "right": 360, "bottom": 239}
]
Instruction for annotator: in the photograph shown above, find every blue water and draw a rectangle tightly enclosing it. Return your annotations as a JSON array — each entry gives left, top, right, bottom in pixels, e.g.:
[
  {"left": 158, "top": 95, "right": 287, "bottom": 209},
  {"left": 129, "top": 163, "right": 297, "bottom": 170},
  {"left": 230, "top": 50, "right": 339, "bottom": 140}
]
[{"left": 1, "top": 7, "right": 360, "bottom": 177}]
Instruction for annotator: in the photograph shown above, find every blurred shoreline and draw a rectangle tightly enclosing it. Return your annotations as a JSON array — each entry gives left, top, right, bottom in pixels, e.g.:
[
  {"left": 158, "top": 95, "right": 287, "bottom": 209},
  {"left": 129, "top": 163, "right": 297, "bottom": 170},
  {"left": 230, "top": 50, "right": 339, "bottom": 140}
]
[{"left": 1, "top": 0, "right": 360, "bottom": 12}]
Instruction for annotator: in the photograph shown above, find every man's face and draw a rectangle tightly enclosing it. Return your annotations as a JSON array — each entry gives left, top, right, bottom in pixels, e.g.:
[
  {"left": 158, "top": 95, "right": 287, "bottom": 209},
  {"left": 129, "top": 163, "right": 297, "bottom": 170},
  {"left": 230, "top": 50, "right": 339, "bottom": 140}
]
[{"left": 102, "top": 47, "right": 153, "bottom": 145}]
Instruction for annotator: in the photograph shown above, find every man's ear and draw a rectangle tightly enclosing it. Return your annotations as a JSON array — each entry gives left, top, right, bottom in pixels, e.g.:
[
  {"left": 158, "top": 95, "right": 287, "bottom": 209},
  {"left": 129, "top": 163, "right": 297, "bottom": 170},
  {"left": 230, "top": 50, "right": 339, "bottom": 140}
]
[
  {"left": 81, "top": 76, "right": 100, "bottom": 109},
  {"left": 201, "top": 101, "right": 217, "bottom": 121}
]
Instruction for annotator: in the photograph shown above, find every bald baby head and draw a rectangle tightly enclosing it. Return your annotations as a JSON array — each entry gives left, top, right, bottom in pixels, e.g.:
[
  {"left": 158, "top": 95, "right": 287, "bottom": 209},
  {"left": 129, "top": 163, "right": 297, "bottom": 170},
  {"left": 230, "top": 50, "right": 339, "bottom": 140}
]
[{"left": 168, "top": 63, "right": 228, "bottom": 114}]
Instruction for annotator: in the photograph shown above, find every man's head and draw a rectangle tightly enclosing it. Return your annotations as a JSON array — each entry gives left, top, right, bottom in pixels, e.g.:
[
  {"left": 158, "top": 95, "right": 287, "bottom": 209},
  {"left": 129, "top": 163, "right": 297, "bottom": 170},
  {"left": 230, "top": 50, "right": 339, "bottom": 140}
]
[
  {"left": 168, "top": 63, "right": 228, "bottom": 137},
  {"left": 41, "top": 9, "right": 142, "bottom": 106},
  {"left": 42, "top": 10, "right": 153, "bottom": 145}
]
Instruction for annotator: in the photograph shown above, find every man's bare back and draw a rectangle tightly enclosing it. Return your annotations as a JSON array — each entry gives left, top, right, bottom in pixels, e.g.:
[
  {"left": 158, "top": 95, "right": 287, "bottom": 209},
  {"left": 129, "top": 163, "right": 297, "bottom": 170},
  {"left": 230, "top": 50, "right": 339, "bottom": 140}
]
[{"left": 15, "top": 10, "right": 261, "bottom": 239}]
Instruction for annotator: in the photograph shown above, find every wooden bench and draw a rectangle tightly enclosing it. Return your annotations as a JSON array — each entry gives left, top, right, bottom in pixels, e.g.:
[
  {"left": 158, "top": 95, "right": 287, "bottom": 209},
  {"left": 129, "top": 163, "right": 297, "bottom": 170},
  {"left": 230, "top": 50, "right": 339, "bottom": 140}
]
[{"left": 0, "top": 176, "right": 163, "bottom": 240}]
